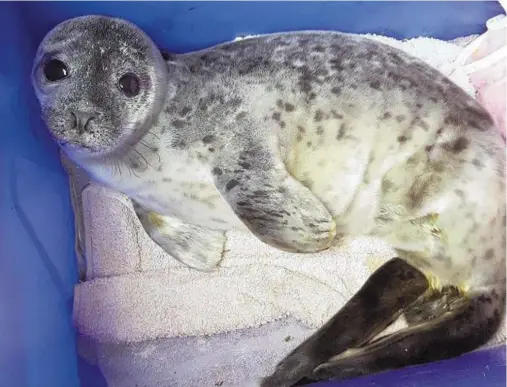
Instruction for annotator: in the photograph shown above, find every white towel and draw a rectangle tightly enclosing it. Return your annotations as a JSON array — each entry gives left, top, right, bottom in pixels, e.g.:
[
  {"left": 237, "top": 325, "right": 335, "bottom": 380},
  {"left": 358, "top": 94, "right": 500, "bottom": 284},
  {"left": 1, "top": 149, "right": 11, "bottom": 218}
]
[
  {"left": 72, "top": 33, "right": 506, "bottom": 352},
  {"left": 75, "top": 185, "right": 398, "bottom": 341}
]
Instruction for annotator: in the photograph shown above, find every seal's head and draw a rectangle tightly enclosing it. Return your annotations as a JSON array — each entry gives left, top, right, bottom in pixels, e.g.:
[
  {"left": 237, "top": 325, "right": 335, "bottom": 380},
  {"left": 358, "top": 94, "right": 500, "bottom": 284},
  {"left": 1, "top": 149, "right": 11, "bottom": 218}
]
[{"left": 31, "top": 15, "right": 168, "bottom": 159}]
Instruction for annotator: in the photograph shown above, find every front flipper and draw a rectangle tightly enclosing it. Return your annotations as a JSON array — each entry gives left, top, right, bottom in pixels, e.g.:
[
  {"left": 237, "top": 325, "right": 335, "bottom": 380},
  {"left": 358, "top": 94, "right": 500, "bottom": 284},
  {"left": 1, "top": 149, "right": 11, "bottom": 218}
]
[
  {"left": 260, "top": 258, "right": 429, "bottom": 387},
  {"left": 310, "top": 287, "right": 505, "bottom": 382},
  {"left": 213, "top": 144, "right": 336, "bottom": 253},
  {"left": 133, "top": 201, "right": 226, "bottom": 272}
]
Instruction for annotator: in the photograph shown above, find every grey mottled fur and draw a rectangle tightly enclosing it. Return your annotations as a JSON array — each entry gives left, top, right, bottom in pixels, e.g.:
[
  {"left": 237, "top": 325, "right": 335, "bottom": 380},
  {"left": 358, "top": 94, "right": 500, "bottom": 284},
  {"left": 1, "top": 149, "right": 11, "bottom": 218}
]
[{"left": 32, "top": 15, "right": 505, "bottom": 386}]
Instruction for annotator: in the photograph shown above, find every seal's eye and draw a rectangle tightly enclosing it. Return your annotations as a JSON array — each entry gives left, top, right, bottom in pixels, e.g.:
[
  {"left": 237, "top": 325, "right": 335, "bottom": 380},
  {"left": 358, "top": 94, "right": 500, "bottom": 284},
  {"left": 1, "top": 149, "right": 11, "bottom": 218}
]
[
  {"left": 118, "top": 73, "right": 140, "bottom": 97},
  {"left": 44, "top": 59, "right": 69, "bottom": 82}
]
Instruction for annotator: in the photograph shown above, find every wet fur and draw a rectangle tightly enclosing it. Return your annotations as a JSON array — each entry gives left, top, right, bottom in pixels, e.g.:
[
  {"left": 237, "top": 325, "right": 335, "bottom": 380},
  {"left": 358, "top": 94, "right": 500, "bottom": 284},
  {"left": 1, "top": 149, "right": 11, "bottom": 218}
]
[{"left": 32, "top": 15, "right": 506, "bottom": 386}]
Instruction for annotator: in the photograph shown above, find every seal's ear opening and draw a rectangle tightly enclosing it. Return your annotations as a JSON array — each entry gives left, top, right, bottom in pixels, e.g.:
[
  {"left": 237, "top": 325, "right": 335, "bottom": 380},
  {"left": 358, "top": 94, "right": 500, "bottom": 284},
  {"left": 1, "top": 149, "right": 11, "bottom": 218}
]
[{"left": 159, "top": 49, "right": 172, "bottom": 61}]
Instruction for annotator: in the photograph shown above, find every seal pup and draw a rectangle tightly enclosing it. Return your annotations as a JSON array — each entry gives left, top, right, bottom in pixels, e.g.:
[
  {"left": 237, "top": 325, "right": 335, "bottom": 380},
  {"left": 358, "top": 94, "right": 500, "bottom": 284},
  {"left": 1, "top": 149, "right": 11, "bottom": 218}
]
[{"left": 32, "top": 15, "right": 505, "bottom": 387}]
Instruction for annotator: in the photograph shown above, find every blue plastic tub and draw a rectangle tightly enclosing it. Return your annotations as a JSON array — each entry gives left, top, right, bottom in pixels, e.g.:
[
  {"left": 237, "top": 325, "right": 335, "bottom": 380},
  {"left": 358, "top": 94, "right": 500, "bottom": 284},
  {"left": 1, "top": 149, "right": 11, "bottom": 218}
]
[{"left": 1, "top": 2, "right": 505, "bottom": 387}]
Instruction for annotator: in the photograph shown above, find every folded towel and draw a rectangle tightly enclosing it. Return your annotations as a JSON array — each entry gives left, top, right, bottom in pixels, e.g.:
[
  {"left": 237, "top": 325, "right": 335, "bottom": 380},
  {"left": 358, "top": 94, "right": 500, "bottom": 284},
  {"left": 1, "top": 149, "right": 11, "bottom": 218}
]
[
  {"left": 72, "top": 32, "right": 505, "bottom": 351},
  {"left": 75, "top": 186, "right": 398, "bottom": 341}
]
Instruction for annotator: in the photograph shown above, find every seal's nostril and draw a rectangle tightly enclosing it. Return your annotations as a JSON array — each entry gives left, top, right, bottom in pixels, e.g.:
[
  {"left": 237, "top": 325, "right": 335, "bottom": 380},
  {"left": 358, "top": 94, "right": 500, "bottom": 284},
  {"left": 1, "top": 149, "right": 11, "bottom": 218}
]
[
  {"left": 71, "top": 112, "right": 77, "bottom": 129},
  {"left": 73, "top": 111, "right": 96, "bottom": 132},
  {"left": 85, "top": 116, "right": 94, "bottom": 131}
]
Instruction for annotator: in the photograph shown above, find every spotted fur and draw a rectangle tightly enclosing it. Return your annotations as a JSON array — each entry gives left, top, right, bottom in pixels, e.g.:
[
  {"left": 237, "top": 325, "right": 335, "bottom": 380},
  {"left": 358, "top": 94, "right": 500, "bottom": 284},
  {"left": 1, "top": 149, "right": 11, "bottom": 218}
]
[{"left": 32, "top": 15, "right": 505, "bottom": 386}]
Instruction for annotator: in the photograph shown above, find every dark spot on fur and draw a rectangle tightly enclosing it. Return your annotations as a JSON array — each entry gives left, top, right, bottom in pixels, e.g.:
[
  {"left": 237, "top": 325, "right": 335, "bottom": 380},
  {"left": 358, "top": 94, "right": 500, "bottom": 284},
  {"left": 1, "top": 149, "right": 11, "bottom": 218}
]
[
  {"left": 163, "top": 178, "right": 172, "bottom": 182},
  {"left": 229, "top": 98, "right": 242, "bottom": 108},
  {"left": 407, "top": 155, "right": 419, "bottom": 166},
  {"left": 297, "top": 66, "right": 314, "bottom": 98},
  {"left": 382, "top": 179, "right": 394, "bottom": 193},
  {"left": 331, "top": 110, "right": 343, "bottom": 119},
  {"left": 437, "top": 128, "right": 443, "bottom": 135},
  {"left": 316, "top": 126, "right": 324, "bottom": 135},
  {"left": 415, "top": 118, "right": 430, "bottom": 131},
  {"left": 208, "top": 147, "right": 215, "bottom": 152},
  {"left": 212, "top": 167, "right": 223, "bottom": 176},
  {"left": 306, "top": 141, "right": 312, "bottom": 148},
  {"left": 313, "top": 45, "right": 325, "bottom": 52},
  {"left": 276, "top": 99, "right": 284, "bottom": 109},
  {"left": 171, "top": 120, "right": 186, "bottom": 129},
  {"left": 443, "top": 137, "right": 469, "bottom": 153},
  {"left": 396, "top": 115, "right": 406, "bottom": 123},
  {"left": 314, "top": 110, "right": 324, "bottom": 122},
  {"left": 444, "top": 115, "right": 460, "bottom": 126},
  {"left": 397, "top": 135, "right": 408, "bottom": 143},
  {"left": 425, "top": 145, "right": 433, "bottom": 153},
  {"left": 315, "top": 68, "right": 329, "bottom": 77},
  {"left": 236, "top": 111, "right": 247, "bottom": 121},
  {"left": 180, "top": 106, "right": 192, "bottom": 116},
  {"left": 252, "top": 190, "right": 270, "bottom": 198},
  {"left": 329, "top": 58, "right": 344, "bottom": 72},
  {"left": 279, "top": 121, "right": 286, "bottom": 128},
  {"left": 173, "top": 139, "right": 187, "bottom": 148},
  {"left": 285, "top": 103, "right": 296, "bottom": 112},
  {"left": 389, "top": 52, "right": 403, "bottom": 64},
  {"left": 272, "top": 112, "right": 281, "bottom": 121},
  {"left": 202, "top": 135, "right": 215, "bottom": 144},
  {"left": 331, "top": 86, "right": 341, "bottom": 95},
  {"left": 370, "top": 80, "right": 381, "bottom": 90},
  {"left": 454, "top": 189, "right": 464, "bottom": 199},
  {"left": 484, "top": 249, "right": 495, "bottom": 260},
  {"left": 298, "top": 126, "right": 306, "bottom": 133},
  {"left": 432, "top": 161, "right": 445, "bottom": 172},
  {"left": 336, "top": 123, "right": 346, "bottom": 140},
  {"left": 382, "top": 112, "right": 392, "bottom": 120},
  {"left": 472, "top": 158, "right": 484, "bottom": 169},
  {"left": 226, "top": 179, "right": 239, "bottom": 191},
  {"left": 296, "top": 134, "right": 303, "bottom": 142}
]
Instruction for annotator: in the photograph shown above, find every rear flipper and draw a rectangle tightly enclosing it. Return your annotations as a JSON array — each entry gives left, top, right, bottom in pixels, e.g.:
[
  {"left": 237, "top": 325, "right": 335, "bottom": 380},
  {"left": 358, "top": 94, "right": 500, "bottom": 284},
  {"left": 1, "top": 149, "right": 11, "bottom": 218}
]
[
  {"left": 309, "top": 286, "right": 505, "bottom": 382},
  {"left": 260, "top": 258, "right": 429, "bottom": 387}
]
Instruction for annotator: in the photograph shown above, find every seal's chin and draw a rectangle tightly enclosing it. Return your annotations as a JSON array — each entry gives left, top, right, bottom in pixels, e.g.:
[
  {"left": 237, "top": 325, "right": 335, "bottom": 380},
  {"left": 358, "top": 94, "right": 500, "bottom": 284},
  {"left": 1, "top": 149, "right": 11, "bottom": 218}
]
[
  {"left": 59, "top": 141, "right": 92, "bottom": 152},
  {"left": 56, "top": 138, "right": 111, "bottom": 159}
]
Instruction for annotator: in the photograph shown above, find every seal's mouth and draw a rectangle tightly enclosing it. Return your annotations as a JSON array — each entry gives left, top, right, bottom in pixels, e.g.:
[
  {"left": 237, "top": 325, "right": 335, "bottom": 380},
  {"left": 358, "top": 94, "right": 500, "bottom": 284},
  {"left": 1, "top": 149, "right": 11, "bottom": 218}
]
[{"left": 55, "top": 137, "right": 98, "bottom": 154}]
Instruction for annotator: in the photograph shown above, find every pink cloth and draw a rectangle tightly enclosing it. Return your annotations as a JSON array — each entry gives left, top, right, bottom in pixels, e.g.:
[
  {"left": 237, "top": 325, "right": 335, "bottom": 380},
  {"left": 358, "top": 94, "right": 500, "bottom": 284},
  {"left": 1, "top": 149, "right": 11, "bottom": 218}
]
[{"left": 455, "top": 12, "right": 506, "bottom": 141}]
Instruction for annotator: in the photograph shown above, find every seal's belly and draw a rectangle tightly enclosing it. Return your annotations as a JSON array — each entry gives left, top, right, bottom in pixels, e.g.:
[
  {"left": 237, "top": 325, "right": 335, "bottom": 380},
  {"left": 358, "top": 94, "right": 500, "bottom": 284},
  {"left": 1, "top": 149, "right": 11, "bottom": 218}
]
[
  {"left": 275, "top": 92, "right": 437, "bottom": 236},
  {"left": 282, "top": 123, "right": 420, "bottom": 235}
]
